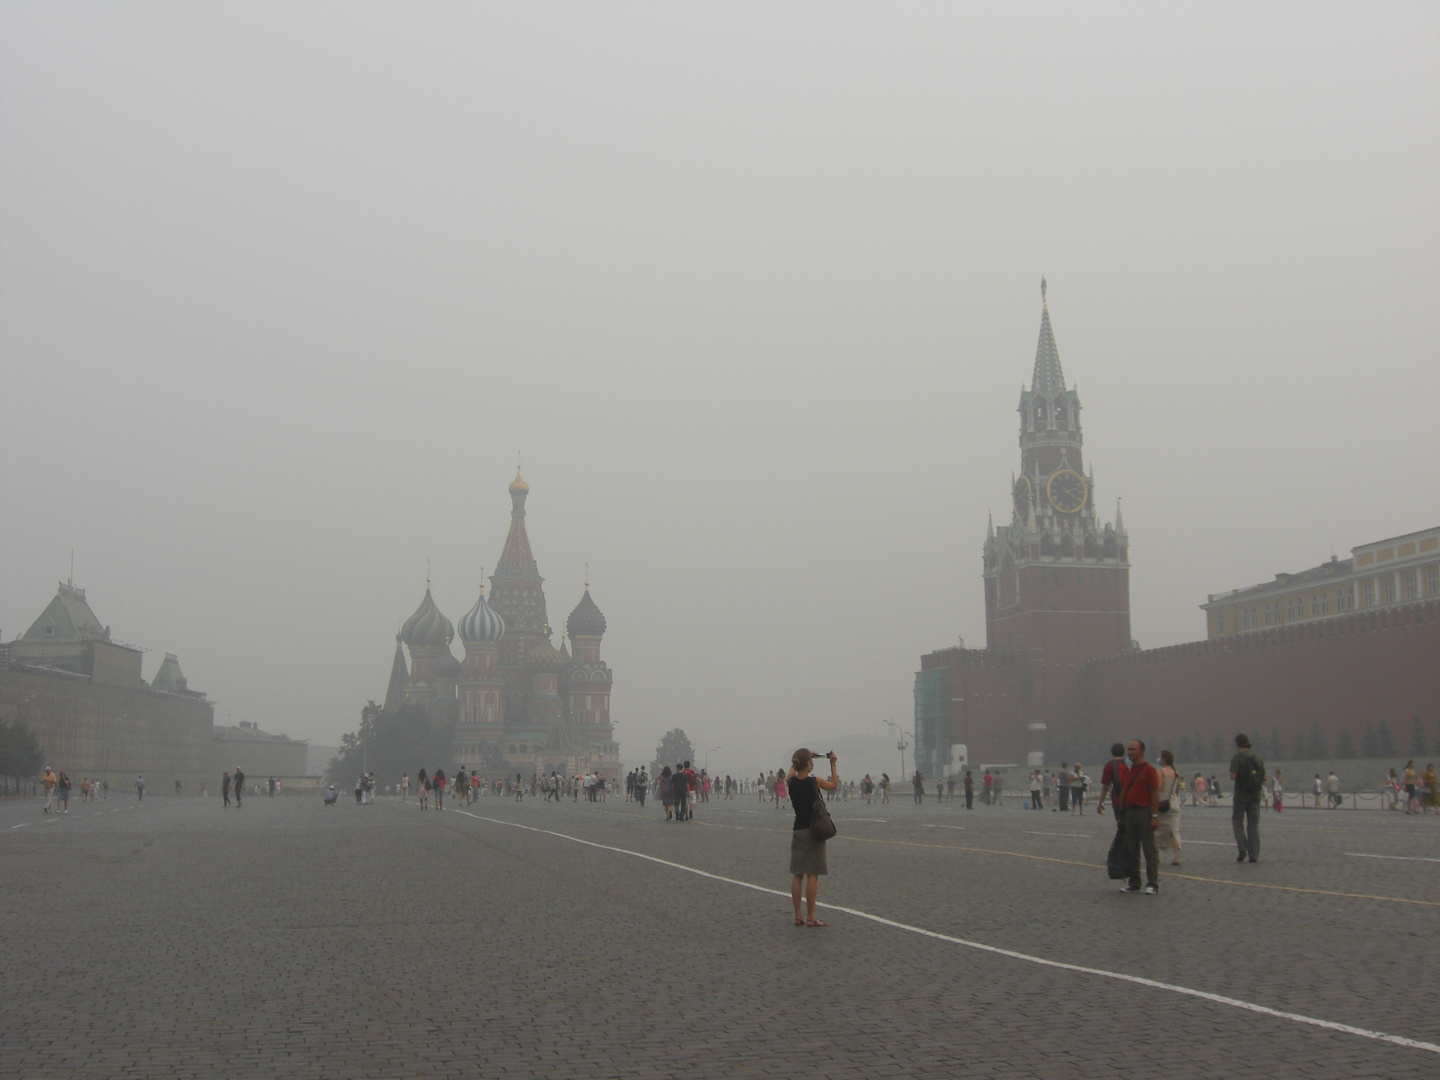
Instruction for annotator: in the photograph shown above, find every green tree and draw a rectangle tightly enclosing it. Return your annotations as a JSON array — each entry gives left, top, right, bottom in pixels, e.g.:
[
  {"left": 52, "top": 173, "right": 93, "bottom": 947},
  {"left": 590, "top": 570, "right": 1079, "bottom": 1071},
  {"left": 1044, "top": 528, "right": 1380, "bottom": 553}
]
[
  {"left": 1210, "top": 734, "right": 1224, "bottom": 763},
  {"left": 651, "top": 728, "right": 696, "bottom": 773},
  {"left": 1360, "top": 723, "right": 1378, "bottom": 758},
  {"left": 1291, "top": 729, "right": 1307, "bottom": 761},
  {"left": 1408, "top": 715, "right": 1429, "bottom": 757},
  {"left": 1335, "top": 729, "right": 1357, "bottom": 759},
  {"left": 325, "top": 701, "right": 457, "bottom": 791},
  {"left": 1375, "top": 720, "right": 1398, "bottom": 759},
  {"left": 0, "top": 718, "right": 44, "bottom": 780},
  {"left": 1305, "top": 723, "right": 1328, "bottom": 760},
  {"left": 1267, "top": 728, "right": 1285, "bottom": 761}
]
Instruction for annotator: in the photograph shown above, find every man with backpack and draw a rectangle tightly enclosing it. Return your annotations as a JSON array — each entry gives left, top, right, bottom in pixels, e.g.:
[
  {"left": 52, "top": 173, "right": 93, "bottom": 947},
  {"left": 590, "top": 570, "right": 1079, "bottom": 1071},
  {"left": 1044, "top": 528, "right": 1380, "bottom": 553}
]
[{"left": 1229, "top": 733, "right": 1267, "bottom": 863}]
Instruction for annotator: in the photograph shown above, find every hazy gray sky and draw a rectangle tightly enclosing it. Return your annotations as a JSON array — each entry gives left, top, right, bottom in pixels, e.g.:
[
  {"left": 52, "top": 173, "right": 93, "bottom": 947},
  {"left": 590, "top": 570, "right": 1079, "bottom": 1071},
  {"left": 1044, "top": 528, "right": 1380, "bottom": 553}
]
[{"left": 3, "top": 2, "right": 1437, "bottom": 775}]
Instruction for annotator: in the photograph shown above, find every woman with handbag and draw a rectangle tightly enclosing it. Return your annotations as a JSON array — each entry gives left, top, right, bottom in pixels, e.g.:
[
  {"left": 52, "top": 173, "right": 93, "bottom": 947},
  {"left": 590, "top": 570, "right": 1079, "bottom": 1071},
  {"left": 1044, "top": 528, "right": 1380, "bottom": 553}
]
[
  {"left": 786, "top": 748, "right": 839, "bottom": 927},
  {"left": 1155, "top": 750, "right": 1183, "bottom": 866}
]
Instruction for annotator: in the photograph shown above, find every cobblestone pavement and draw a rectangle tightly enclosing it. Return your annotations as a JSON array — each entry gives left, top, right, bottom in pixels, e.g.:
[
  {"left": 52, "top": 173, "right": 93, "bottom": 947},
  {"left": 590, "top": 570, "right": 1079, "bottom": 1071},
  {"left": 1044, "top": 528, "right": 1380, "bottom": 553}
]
[{"left": 2, "top": 790, "right": 1437, "bottom": 1078}]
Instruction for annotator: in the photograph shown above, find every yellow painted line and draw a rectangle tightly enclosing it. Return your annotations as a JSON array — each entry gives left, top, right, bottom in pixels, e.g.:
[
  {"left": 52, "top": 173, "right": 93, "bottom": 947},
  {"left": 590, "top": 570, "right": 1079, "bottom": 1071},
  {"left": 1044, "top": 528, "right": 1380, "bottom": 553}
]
[{"left": 695, "top": 820, "right": 1440, "bottom": 909}]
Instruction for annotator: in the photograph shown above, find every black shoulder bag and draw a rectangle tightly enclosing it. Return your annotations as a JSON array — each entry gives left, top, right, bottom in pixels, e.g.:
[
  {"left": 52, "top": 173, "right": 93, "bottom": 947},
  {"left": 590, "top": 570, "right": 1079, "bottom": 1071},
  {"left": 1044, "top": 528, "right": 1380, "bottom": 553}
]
[{"left": 810, "top": 778, "right": 836, "bottom": 841}]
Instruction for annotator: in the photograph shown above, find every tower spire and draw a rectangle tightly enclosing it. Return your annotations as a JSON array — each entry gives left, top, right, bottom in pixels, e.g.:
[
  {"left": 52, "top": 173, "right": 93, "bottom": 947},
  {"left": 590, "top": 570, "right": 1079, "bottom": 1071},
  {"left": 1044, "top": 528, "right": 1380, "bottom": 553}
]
[{"left": 1030, "top": 283, "right": 1066, "bottom": 394}]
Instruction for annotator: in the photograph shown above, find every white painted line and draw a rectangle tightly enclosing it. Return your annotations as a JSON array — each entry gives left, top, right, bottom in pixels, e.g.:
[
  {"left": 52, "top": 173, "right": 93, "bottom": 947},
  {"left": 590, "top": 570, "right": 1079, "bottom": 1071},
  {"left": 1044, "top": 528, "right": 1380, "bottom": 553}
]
[
  {"left": 1346, "top": 853, "right": 1440, "bottom": 864},
  {"left": 1186, "top": 840, "right": 1232, "bottom": 846},
  {"left": 846, "top": 818, "right": 891, "bottom": 823},
  {"left": 449, "top": 809, "right": 1440, "bottom": 1057},
  {"left": 922, "top": 824, "right": 966, "bottom": 831},
  {"left": 1025, "top": 831, "right": 1091, "bottom": 838},
  {"left": 10, "top": 823, "right": 28, "bottom": 830}
]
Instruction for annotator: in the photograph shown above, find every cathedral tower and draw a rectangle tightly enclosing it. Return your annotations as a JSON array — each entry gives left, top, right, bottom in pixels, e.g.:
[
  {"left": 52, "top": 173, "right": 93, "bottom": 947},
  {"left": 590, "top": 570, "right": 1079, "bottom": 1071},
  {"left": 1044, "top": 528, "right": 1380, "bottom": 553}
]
[{"left": 456, "top": 579, "right": 505, "bottom": 756}]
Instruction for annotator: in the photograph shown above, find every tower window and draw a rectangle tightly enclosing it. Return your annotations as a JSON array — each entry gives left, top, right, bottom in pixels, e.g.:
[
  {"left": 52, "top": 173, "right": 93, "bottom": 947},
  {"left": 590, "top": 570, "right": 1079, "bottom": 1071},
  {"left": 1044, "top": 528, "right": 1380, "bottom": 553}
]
[
  {"left": 1054, "top": 399, "right": 1068, "bottom": 426},
  {"left": 1033, "top": 400, "right": 1047, "bottom": 425}
]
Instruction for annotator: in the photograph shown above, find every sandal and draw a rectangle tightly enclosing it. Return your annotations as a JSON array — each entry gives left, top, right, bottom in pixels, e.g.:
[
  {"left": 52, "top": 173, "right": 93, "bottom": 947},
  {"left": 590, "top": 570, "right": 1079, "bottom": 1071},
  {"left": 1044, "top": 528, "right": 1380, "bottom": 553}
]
[
  {"left": 806, "top": 919, "right": 828, "bottom": 927},
  {"left": 794, "top": 917, "right": 805, "bottom": 926}
]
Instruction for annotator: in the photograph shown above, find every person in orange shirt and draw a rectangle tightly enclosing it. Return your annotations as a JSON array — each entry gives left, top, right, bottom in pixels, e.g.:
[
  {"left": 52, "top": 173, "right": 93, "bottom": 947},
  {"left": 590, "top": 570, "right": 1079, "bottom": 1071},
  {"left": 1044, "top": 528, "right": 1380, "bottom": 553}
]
[{"left": 40, "top": 767, "right": 57, "bottom": 813}]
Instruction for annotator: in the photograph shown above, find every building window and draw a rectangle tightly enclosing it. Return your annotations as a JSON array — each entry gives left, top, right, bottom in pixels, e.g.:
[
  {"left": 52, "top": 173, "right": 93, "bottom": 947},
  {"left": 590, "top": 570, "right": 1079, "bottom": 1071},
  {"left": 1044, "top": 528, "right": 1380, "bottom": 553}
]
[
  {"left": 1338, "top": 586, "right": 1353, "bottom": 611},
  {"left": 1286, "top": 597, "right": 1298, "bottom": 620},
  {"left": 1362, "top": 580, "right": 1376, "bottom": 607},
  {"left": 1383, "top": 576, "right": 1397, "bottom": 603},
  {"left": 1320, "top": 592, "right": 1329, "bottom": 615},
  {"left": 1403, "top": 571, "right": 1418, "bottom": 600},
  {"left": 1428, "top": 567, "right": 1439, "bottom": 597}
]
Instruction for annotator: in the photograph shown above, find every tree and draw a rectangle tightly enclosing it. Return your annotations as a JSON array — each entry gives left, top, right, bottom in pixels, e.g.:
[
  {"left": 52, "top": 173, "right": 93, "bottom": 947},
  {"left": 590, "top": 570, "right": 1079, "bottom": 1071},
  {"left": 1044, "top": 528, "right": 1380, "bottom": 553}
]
[
  {"left": 1176, "top": 735, "right": 1192, "bottom": 764},
  {"left": 0, "top": 718, "right": 44, "bottom": 780},
  {"left": 1291, "top": 729, "right": 1307, "bottom": 761},
  {"left": 1305, "top": 723, "right": 1328, "bottom": 760},
  {"left": 1335, "top": 729, "right": 1357, "bottom": 759},
  {"left": 1375, "top": 720, "right": 1398, "bottom": 759},
  {"left": 652, "top": 728, "right": 696, "bottom": 773},
  {"left": 325, "top": 700, "right": 457, "bottom": 790},
  {"left": 1210, "top": 734, "right": 1224, "bottom": 763},
  {"left": 1408, "top": 715, "right": 1429, "bottom": 757},
  {"left": 1360, "top": 723, "right": 1378, "bottom": 759},
  {"left": 1267, "top": 728, "right": 1285, "bottom": 762}
]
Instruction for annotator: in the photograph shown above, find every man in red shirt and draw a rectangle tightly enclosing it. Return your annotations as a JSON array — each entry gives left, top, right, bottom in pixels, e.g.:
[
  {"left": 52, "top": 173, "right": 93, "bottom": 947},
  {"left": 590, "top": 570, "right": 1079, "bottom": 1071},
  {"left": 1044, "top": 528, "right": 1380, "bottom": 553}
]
[{"left": 1118, "top": 739, "right": 1161, "bottom": 894}]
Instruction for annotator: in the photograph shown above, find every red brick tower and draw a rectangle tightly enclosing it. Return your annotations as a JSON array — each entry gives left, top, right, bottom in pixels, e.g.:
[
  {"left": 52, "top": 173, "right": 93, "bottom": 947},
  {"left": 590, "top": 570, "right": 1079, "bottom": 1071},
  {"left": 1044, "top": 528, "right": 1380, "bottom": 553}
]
[
  {"left": 488, "top": 469, "right": 549, "bottom": 670},
  {"left": 981, "top": 280, "right": 1131, "bottom": 752}
]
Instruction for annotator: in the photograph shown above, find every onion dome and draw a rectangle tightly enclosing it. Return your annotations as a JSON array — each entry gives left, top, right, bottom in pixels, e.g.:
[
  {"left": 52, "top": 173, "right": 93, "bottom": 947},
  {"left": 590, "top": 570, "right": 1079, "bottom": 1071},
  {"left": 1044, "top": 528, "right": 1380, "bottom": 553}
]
[
  {"left": 566, "top": 586, "right": 607, "bottom": 639},
  {"left": 526, "top": 625, "right": 566, "bottom": 673},
  {"left": 435, "top": 649, "right": 462, "bottom": 680},
  {"left": 400, "top": 585, "right": 454, "bottom": 648},
  {"left": 458, "top": 583, "right": 505, "bottom": 644},
  {"left": 508, "top": 468, "right": 529, "bottom": 495}
]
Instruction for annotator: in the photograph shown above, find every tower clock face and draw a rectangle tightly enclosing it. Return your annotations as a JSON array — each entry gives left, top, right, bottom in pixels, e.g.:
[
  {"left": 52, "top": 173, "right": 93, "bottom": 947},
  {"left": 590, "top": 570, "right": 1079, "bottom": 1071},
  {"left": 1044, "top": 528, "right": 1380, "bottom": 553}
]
[
  {"left": 1046, "top": 468, "right": 1088, "bottom": 513},
  {"left": 1013, "top": 476, "right": 1032, "bottom": 517}
]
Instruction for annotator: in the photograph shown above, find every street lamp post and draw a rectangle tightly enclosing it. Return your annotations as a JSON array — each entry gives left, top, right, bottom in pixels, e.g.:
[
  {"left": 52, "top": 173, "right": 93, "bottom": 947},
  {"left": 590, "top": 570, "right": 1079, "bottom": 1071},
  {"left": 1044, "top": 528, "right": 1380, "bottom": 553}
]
[{"left": 884, "top": 719, "right": 910, "bottom": 786}]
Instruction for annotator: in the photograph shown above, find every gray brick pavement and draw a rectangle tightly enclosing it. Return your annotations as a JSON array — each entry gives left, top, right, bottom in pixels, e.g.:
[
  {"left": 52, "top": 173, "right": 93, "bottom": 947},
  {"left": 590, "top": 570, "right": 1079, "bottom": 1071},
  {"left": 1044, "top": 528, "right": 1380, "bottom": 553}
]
[{"left": 1, "top": 792, "right": 1436, "bottom": 1078}]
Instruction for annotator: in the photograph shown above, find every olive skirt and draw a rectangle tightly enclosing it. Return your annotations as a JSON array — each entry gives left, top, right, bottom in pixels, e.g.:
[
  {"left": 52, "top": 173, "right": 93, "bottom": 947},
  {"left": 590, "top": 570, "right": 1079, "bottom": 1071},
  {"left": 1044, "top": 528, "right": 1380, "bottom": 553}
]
[{"left": 790, "top": 828, "right": 828, "bottom": 876}]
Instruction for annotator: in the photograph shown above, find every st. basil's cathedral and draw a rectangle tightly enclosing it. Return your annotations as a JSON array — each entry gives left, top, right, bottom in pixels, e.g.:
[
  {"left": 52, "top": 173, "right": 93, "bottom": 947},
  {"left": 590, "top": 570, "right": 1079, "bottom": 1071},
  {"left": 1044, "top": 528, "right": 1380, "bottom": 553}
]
[{"left": 384, "top": 470, "right": 618, "bottom": 779}]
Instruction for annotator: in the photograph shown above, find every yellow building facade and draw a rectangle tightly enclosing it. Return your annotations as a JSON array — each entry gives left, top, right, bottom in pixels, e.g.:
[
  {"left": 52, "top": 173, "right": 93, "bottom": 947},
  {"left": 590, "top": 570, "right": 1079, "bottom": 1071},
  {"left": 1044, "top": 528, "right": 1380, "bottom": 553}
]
[{"left": 1203, "top": 526, "right": 1440, "bottom": 638}]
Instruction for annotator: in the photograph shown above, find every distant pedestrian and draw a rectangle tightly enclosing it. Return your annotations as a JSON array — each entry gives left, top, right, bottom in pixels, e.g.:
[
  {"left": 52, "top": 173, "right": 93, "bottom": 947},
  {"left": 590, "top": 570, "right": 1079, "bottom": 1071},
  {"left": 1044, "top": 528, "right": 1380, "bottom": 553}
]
[
  {"left": 135, "top": 775, "right": 145, "bottom": 802},
  {"left": 57, "top": 771, "right": 71, "bottom": 813},
  {"left": 1229, "top": 734, "right": 1266, "bottom": 863},
  {"left": 1070, "top": 764, "right": 1086, "bottom": 815},
  {"left": 1029, "top": 770, "right": 1042, "bottom": 811},
  {"left": 222, "top": 772, "right": 232, "bottom": 807},
  {"left": 1194, "top": 773, "right": 1207, "bottom": 808},
  {"left": 401, "top": 773, "right": 410, "bottom": 801},
  {"left": 417, "top": 768, "right": 429, "bottom": 809},
  {"left": 636, "top": 768, "right": 648, "bottom": 808},
  {"left": 41, "top": 767, "right": 57, "bottom": 813},
  {"left": 1058, "top": 763, "right": 1070, "bottom": 813},
  {"left": 1403, "top": 761, "right": 1420, "bottom": 814},
  {"left": 963, "top": 771, "right": 974, "bottom": 810},
  {"left": 1271, "top": 771, "right": 1284, "bottom": 813},
  {"left": 913, "top": 770, "right": 924, "bottom": 805},
  {"left": 981, "top": 771, "right": 992, "bottom": 806},
  {"left": 880, "top": 773, "right": 890, "bottom": 804},
  {"left": 233, "top": 768, "right": 244, "bottom": 807},
  {"left": 947, "top": 776, "right": 956, "bottom": 803},
  {"left": 1312, "top": 774, "right": 1323, "bottom": 809}
]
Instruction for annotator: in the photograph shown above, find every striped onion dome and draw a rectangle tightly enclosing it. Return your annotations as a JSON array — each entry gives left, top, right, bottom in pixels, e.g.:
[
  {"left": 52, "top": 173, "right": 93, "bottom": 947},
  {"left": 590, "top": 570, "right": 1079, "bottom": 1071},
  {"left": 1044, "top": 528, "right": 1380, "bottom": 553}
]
[
  {"left": 458, "top": 587, "right": 505, "bottom": 644},
  {"left": 400, "top": 586, "right": 454, "bottom": 649}
]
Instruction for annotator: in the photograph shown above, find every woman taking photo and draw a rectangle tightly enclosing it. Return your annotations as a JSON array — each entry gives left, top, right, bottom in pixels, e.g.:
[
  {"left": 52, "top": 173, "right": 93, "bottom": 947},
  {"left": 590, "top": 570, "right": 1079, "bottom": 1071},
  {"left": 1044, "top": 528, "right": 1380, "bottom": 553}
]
[{"left": 786, "top": 748, "right": 838, "bottom": 927}]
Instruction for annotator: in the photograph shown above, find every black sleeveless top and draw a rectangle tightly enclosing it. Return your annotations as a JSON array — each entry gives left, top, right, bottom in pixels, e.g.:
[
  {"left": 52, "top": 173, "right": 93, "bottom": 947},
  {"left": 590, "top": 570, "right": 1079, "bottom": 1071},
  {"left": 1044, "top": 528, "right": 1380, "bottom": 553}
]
[{"left": 788, "top": 775, "right": 820, "bottom": 830}]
